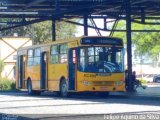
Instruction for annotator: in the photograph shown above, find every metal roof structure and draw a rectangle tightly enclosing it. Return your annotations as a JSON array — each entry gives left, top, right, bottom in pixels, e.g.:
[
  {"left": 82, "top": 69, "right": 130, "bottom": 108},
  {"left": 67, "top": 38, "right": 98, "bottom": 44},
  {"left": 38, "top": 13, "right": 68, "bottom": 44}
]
[
  {"left": 0, "top": 0, "right": 160, "bottom": 17},
  {"left": 0, "top": 0, "right": 160, "bottom": 31},
  {"left": 1, "top": 0, "right": 160, "bottom": 92}
]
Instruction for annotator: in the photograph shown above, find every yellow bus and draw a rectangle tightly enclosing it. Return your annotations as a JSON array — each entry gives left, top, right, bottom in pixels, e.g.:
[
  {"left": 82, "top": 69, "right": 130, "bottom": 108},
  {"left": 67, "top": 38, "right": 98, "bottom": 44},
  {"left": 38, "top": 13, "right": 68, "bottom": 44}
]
[{"left": 16, "top": 36, "right": 125, "bottom": 97}]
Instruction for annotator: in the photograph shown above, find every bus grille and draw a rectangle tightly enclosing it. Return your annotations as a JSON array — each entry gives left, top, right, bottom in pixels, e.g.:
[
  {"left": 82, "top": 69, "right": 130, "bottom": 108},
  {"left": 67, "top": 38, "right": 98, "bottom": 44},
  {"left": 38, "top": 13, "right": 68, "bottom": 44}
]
[{"left": 92, "top": 81, "right": 114, "bottom": 86}]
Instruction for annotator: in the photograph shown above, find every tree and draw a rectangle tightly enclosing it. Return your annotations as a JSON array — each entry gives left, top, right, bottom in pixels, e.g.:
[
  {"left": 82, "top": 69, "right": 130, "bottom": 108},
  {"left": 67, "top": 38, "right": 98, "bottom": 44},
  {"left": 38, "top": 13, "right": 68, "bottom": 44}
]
[
  {"left": 0, "top": 19, "right": 77, "bottom": 45},
  {"left": 23, "top": 20, "right": 77, "bottom": 45},
  {"left": 112, "top": 21, "right": 127, "bottom": 43},
  {"left": 113, "top": 20, "right": 160, "bottom": 63}
]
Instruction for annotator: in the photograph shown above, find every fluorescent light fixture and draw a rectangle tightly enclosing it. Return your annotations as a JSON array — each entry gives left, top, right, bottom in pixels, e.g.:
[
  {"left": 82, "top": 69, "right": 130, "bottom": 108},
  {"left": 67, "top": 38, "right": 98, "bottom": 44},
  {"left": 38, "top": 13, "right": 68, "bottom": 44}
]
[
  {"left": 0, "top": 12, "right": 38, "bottom": 15},
  {"left": 0, "top": 23, "right": 7, "bottom": 25},
  {"left": 0, "top": 7, "right": 7, "bottom": 9}
]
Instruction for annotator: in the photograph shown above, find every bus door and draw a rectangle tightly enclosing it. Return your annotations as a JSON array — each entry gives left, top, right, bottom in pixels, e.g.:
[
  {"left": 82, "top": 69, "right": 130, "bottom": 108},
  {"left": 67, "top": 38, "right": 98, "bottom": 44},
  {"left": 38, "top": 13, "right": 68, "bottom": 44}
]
[
  {"left": 68, "top": 48, "right": 77, "bottom": 91},
  {"left": 18, "top": 55, "right": 24, "bottom": 88},
  {"left": 40, "top": 52, "right": 47, "bottom": 89}
]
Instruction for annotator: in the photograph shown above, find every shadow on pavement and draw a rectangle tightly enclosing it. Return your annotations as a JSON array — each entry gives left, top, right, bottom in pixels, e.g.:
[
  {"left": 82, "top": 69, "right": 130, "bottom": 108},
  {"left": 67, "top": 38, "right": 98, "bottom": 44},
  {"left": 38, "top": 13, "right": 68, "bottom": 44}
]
[{"left": 0, "top": 89, "right": 160, "bottom": 108}]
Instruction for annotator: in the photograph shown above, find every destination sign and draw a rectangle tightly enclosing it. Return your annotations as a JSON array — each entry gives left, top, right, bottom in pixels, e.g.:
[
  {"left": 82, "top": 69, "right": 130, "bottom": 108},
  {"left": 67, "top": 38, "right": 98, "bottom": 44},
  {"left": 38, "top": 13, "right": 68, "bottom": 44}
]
[{"left": 81, "top": 37, "right": 123, "bottom": 46}]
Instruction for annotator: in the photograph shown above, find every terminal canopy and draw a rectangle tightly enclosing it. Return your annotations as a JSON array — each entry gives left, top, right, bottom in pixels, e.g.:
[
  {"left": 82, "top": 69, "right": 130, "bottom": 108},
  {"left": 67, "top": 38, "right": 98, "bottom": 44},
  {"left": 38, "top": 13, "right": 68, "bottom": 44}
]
[
  {"left": 0, "top": 0, "right": 159, "bottom": 19},
  {"left": 1, "top": 0, "right": 160, "bottom": 92}
]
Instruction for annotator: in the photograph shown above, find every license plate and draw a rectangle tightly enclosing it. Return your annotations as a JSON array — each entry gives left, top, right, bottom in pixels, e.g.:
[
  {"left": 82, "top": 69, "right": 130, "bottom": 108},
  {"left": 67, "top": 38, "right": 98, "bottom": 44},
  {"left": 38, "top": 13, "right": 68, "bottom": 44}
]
[{"left": 100, "top": 87, "right": 107, "bottom": 90}]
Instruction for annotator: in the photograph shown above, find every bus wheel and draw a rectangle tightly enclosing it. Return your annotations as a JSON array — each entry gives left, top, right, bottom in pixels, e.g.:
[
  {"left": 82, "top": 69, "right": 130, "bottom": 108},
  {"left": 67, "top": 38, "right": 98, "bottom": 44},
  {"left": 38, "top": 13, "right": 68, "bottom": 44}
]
[
  {"left": 60, "top": 79, "right": 68, "bottom": 97},
  {"left": 27, "top": 80, "right": 33, "bottom": 95},
  {"left": 27, "top": 80, "right": 41, "bottom": 95}
]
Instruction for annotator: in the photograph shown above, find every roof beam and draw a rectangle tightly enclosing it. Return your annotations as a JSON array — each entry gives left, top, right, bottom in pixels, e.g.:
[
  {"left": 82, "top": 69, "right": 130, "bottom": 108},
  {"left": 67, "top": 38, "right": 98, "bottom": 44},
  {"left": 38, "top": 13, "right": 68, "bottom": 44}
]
[{"left": 25, "top": 0, "right": 47, "bottom": 8}]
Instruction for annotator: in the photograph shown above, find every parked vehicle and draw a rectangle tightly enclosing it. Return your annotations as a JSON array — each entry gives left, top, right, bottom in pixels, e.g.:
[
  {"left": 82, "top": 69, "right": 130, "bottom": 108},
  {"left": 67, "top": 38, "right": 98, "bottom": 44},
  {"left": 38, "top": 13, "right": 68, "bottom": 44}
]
[
  {"left": 143, "top": 74, "right": 154, "bottom": 83},
  {"left": 153, "top": 75, "right": 160, "bottom": 83},
  {"left": 136, "top": 74, "right": 153, "bottom": 83}
]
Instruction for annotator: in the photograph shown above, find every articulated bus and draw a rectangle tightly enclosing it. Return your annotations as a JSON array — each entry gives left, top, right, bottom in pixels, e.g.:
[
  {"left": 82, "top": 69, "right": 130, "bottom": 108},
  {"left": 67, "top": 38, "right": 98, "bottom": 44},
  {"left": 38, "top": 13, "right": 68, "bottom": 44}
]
[{"left": 16, "top": 36, "right": 125, "bottom": 97}]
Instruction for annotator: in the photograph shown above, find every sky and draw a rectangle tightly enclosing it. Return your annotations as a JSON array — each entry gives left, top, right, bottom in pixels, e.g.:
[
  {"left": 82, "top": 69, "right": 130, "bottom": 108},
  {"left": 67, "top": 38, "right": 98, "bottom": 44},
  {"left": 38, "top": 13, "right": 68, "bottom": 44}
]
[{"left": 75, "top": 19, "right": 111, "bottom": 37}]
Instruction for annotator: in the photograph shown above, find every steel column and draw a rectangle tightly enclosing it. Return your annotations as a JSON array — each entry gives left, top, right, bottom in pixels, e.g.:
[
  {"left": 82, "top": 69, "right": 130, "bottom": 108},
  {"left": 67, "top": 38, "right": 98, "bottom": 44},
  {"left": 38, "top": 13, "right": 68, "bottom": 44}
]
[
  {"left": 126, "top": 0, "right": 134, "bottom": 92},
  {"left": 52, "top": 19, "right": 56, "bottom": 41},
  {"left": 84, "top": 14, "right": 88, "bottom": 36},
  {"left": 104, "top": 18, "right": 107, "bottom": 30}
]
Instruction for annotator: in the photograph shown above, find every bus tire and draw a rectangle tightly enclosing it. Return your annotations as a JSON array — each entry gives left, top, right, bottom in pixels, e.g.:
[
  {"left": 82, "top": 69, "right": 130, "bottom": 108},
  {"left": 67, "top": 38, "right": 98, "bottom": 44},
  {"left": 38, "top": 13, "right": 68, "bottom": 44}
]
[
  {"left": 27, "top": 79, "right": 41, "bottom": 95},
  {"left": 27, "top": 80, "right": 33, "bottom": 95},
  {"left": 60, "top": 79, "right": 68, "bottom": 97}
]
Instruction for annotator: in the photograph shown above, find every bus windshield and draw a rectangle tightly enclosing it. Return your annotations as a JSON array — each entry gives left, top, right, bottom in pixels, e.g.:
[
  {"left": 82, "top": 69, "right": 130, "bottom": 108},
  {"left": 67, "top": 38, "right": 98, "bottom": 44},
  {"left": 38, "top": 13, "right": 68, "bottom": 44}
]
[{"left": 78, "top": 46, "right": 124, "bottom": 73}]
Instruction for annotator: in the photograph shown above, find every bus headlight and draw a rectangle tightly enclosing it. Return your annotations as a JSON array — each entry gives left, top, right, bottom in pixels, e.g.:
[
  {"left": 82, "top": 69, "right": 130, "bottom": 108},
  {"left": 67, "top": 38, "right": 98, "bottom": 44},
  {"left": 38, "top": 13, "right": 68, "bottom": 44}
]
[
  {"left": 115, "top": 81, "right": 124, "bottom": 86},
  {"left": 82, "top": 81, "right": 92, "bottom": 86}
]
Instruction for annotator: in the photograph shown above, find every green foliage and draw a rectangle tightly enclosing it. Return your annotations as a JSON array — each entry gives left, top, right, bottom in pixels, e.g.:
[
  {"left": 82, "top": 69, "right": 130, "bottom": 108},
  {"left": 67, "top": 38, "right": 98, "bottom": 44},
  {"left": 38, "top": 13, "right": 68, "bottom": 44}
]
[
  {"left": 0, "top": 60, "right": 5, "bottom": 76},
  {"left": 0, "top": 78, "right": 16, "bottom": 90},
  {"left": 24, "top": 20, "right": 77, "bottom": 45},
  {"left": 113, "top": 20, "right": 160, "bottom": 61},
  {"left": 25, "top": 21, "right": 52, "bottom": 44},
  {"left": 0, "top": 19, "right": 77, "bottom": 45},
  {"left": 113, "top": 21, "right": 127, "bottom": 43}
]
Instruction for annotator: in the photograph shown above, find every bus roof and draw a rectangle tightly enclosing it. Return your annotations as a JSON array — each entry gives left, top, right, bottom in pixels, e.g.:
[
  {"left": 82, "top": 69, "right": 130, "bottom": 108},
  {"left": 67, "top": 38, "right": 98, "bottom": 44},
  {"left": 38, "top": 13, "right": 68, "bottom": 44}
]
[{"left": 17, "top": 36, "right": 123, "bottom": 51}]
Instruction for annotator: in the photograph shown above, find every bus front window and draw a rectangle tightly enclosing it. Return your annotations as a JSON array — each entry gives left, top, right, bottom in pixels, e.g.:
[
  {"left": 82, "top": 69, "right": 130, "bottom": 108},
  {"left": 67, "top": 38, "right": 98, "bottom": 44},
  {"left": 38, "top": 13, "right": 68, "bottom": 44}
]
[{"left": 78, "top": 47, "right": 124, "bottom": 73}]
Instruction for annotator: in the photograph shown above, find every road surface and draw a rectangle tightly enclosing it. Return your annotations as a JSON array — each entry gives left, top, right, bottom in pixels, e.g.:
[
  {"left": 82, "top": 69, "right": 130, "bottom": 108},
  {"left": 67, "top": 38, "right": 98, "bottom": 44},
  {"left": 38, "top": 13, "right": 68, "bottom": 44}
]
[{"left": 0, "top": 84, "right": 160, "bottom": 120}]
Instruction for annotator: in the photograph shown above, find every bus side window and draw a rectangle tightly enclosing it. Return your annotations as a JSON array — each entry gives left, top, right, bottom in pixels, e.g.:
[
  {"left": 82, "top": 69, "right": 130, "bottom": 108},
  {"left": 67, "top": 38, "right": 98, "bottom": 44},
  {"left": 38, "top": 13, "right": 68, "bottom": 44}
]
[
  {"left": 50, "top": 45, "right": 59, "bottom": 64},
  {"left": 60, "top": 44, "right": 68, "bottom": 63},
  {"left": 73, "top": 50, "right": 76, "bottom": 63},
  {"left": 27, "top": 49, "right": 33, "bottom": 66},
  {"left": 34, "top": 48, "right": 41, "bottom": 65},
  {"left": 79, "top": 48, "right": 85, "bottom": 71}
]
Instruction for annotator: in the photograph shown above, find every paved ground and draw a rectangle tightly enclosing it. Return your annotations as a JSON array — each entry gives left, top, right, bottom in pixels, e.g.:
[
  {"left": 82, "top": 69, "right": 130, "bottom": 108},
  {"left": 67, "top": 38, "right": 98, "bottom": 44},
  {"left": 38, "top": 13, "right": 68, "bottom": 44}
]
[{"left": 0, "top": 84, "right": 160, "bottom": 120}]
